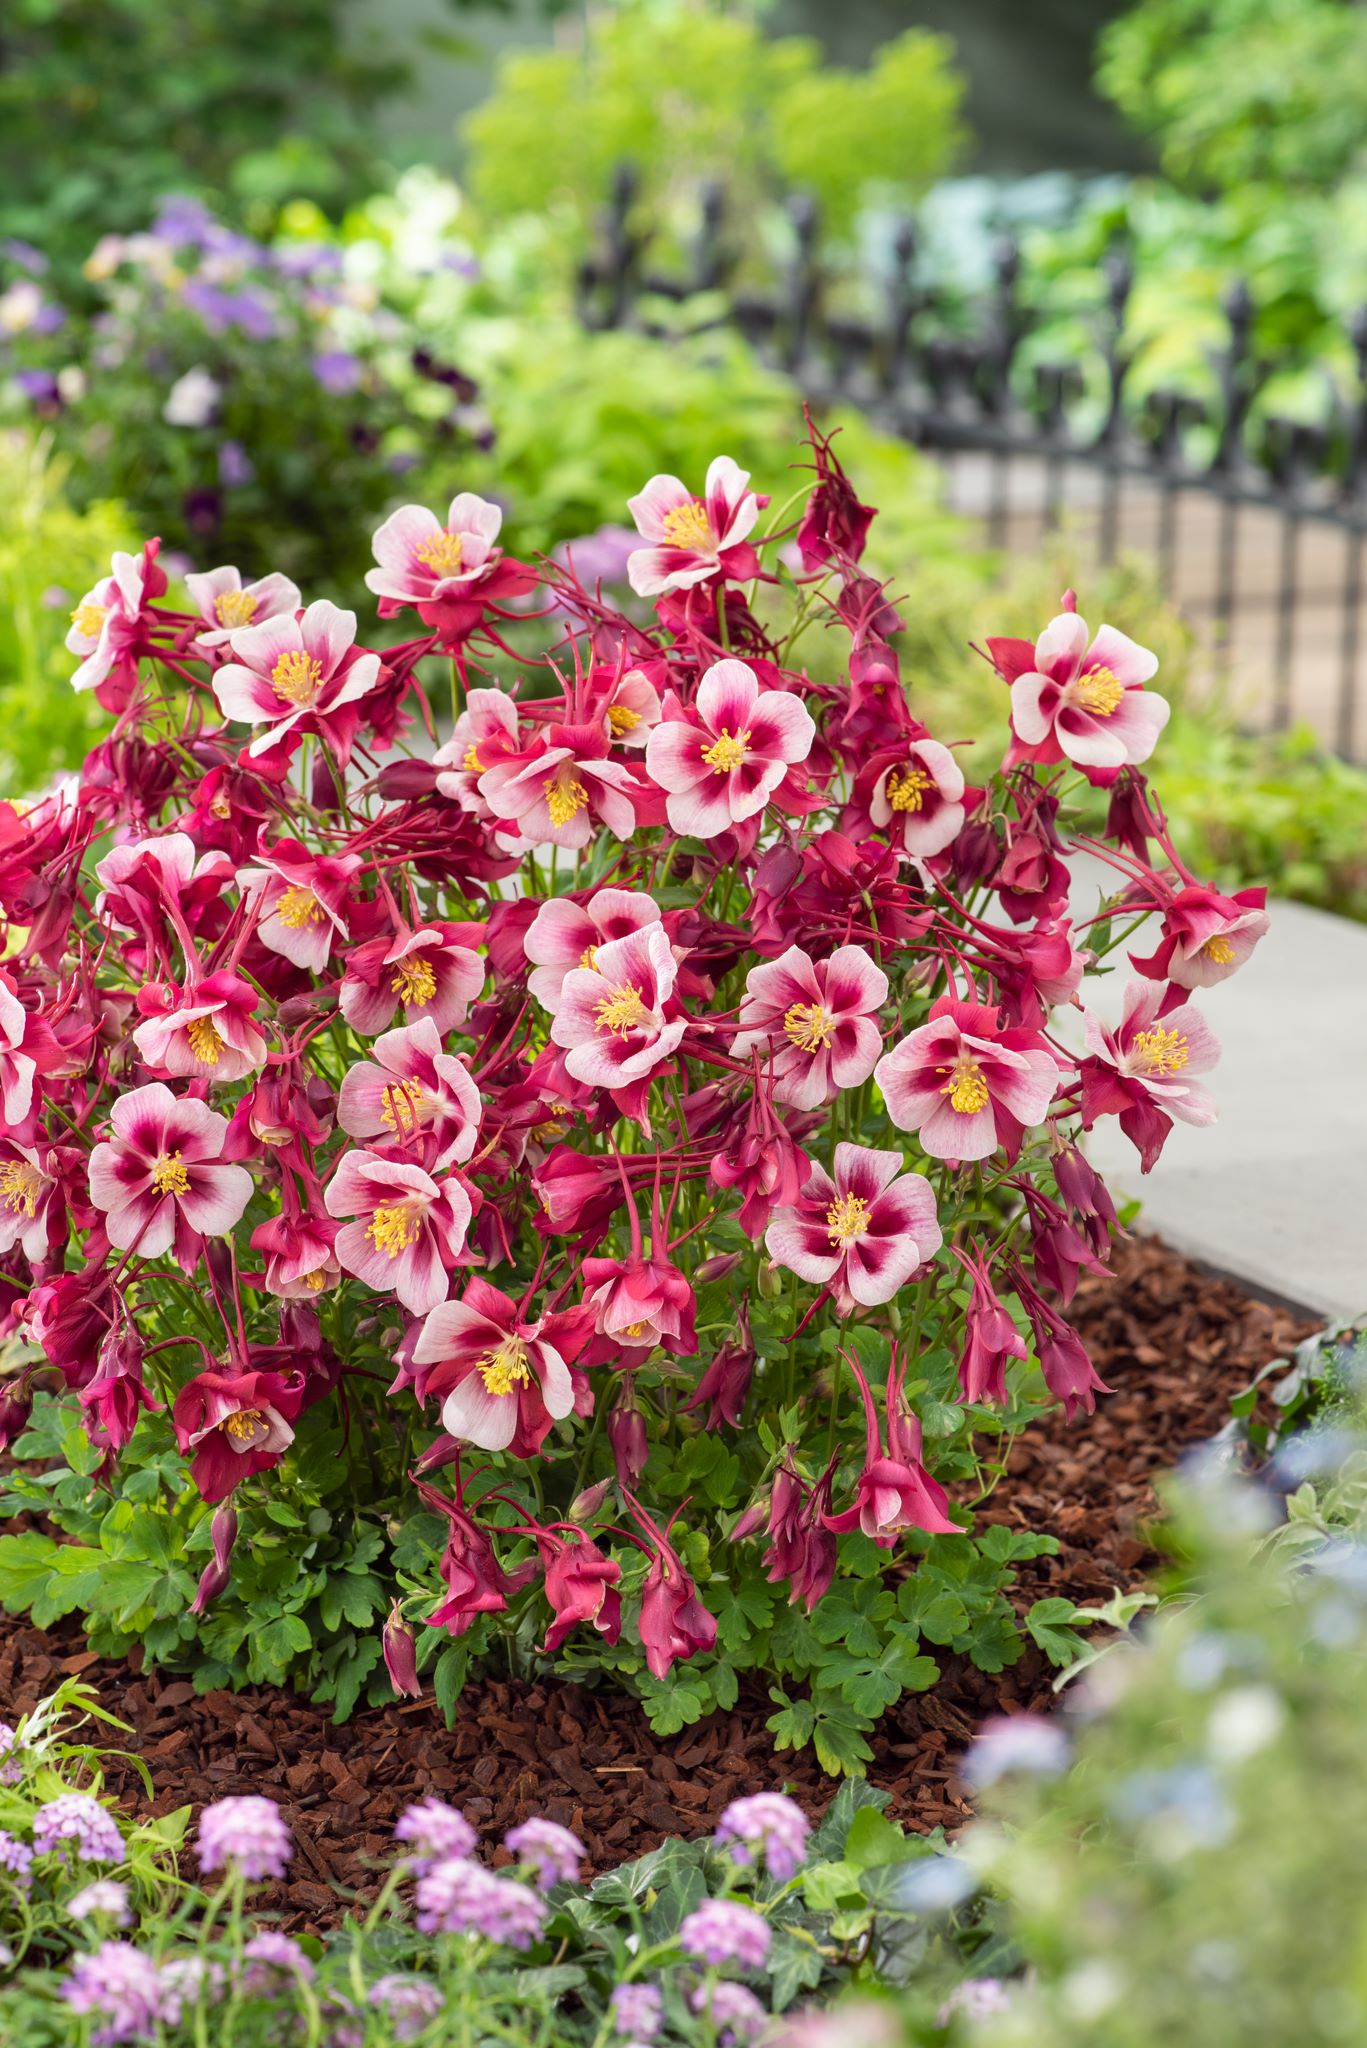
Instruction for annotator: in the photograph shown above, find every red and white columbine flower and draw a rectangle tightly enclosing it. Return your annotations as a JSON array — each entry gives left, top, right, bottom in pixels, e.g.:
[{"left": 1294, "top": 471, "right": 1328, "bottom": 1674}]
[
  {"left": 65, "top": 545, "right": 160, "bottom": 695},
  {"left": 88, "top": 1083, "right": 253, "bottom": 1268},
  {"left": 1131, "top": 883, "right": 1270, "bottom": 991},
  {"left": 337, "top": 1019, "right": 482, "bottom": 1169},
  {"left": 172, "top": 1368, "right": 302, "bottom": 1503},
  {"left": 523, "top": 888, "right": 662, "bottom": 1009},
  {"left": 410, "top": 1278, "right": 575, "bottom": 1455},
  {"left": 236, "top": 842, "right": 361, "bottom": 974},
  {"left": 324, "top": 1149, "right": 472, "bottom": 1316},
  {"left": 546, "top": 923, "right": 687, "bottom": 1091},
  {"left": 479, "top": 724, "right": 638, "bottom": 850},
  {"left": 132, "top": 972, "right": 267, "bottom": 1083},
  {"left": 869, "top": 739, "right": 966, "bottom": 859},
  {"left": 0, "top": 1141, "right": 61, "bottom": 1262},
  {"left": 1004, "top": 610, "right": 1169, "bottom": 778},
  {"left": 339, "top": 925, "right": 485, "bottom": 1037},
  {"left": 645, "top": 659, "right": 815, "bottom": 840},
  {"left": 433, "top": 689, "right": 521, "bottom": 815},
  {"left": 875, "top": 996, "right": 1059, "bottom": 1164},
  {"left": 0, "top": 970, "right": 60, "bottom": 1129},
  {"left": 367, "top": 492, "right": 506, "bottom": 612},
  {"left": 185, "top": 565, "right": 302, "bottom": 651},
  {"left": 731, "top": 944, "right": 887, "bottom": 1111},
  {"left": 626, "top": 456, "right": 762, "bottom": 597},
  {"left": 1079, "top": 978, "right": 1220, "bottom": 1172},
  {"left": 765, "top": 1143, "right": 941, "bottom": 1314},
  {"left": 211, "top": 599, "right": 382, "bottom": 761}
]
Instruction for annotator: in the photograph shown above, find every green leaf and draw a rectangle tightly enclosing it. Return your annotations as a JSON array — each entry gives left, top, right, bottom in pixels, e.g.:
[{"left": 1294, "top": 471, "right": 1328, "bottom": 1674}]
[
  {"left": 433, "top": 1643, "right": 470, "bottom": 1727},
  {"left": 977, "top": 1525, "right": 1061, "bottom": 1564},
  {"left": 1026, "top": 1597, "right": 1090, "bottom": 1668},
  {"left": 712, "top": 1579, "right": 775, "bottom": 1654},
  {"left": 844, "top": 1805, "right": 916, "bottom": 1872},
  {"left": 252, "top": 1613, "right": 313, "bottom": 1678}
]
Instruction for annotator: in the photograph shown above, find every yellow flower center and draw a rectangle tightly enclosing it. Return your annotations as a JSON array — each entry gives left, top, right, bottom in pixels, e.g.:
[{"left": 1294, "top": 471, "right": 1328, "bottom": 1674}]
[
  {"left": 277, "top": 884, "right": 326, "bottom": 930},
  {"left": 661, "top": 500, "right": 715, "bottom": 552},
  {"left": 886, "top": 764, "right": 934, "bottom": 813},
  {"left": 224, "top": 1407, "right": 265, "bottom": 1442},
  {"left": 391, "top": 955, "right": 437, "bottom": 1008},
  {"left": 478, "top": 1336, "right": 531, "bottom": 1398},
  {"left": 607, "top": 703, "right": 641, "bottom": 736},
  {"left": 783, "top": 1001, "right": 835, "bottom": 1054},
  {"left": 366, "top": 1200, "right": 424, "bottom": 1259},
  {"left": 271, "top": 649, "right": 325, "bottom": 707},
  {"left": 415, "top": 529, "right": 465, "bottom": 576},
  {"left": 579, "top": 944, "right": 599, "bottom": 972},
  {"left": 302, "top": 1267, "right": 328, "bottom": 1293},
  {"left": 1201, "top": 933, "right": 1235, "bottom": 965},
  {"left": 71, "top": 602, "right": 108, "bottom": 639},
  {"left": 594, "top": 982, "right": 649, "bottom": 1037},
  {"left": 544, "top": 771, "right": 590, "bottom": 829},
  {"left": 185, "top": 1014, "right": 224, "bottom": 1066},
  {"left": 379, "top": 1078, "right": 428, "bottom": 1137},
  {"left": 702, "top": 728, "right": 751, "bottom": 774},
  {"left": 623, "top": 1320, "right": 651, "bottom": 1339},
  {"left": 826, "top": 1192, "right": 871, "bottom": 1248},
  {"left": 1131, "top": 1024, "right": 1189, "bottom": 1074},
  {"left": 1075, "top": 665, "right": 1125, "bottom": 717},
  {"left": 462, "top": 744, "right": 484, "bottom": 773},
  {"left": 151, "top": 1152, "right": 191, "bottom": 1196},
  {"left": 941, "top": 1057, "right": 990, "bottom": 1115},
  {"left": 210, "top": 790, "right": 233, "bottom": 820},
  {"left": 0, "top": 1161, "right": 44, "bottom": 1217},
  {"left": 214, "top": 589, "right": 258, "bottom": 629}
]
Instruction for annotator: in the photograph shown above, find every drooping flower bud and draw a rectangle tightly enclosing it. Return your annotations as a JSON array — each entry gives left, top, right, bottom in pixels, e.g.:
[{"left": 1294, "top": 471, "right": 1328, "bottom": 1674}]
[
  {"left": 382, "top": 1602, "right": 421, "bottom": 1699},
  {"left": 190, "top": 1507, "right": 238, "bottom": 1617}
]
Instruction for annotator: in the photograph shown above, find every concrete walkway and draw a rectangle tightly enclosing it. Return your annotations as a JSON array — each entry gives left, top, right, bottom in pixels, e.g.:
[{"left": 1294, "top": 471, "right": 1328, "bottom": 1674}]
[{"left": 1072, "top": 880, "right": 1366, "bottom": 1321}]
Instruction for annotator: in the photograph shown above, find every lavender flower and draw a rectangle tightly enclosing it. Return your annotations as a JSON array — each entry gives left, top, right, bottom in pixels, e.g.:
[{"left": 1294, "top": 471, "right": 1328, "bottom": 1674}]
[
  {"left": 157, "top": 1955, "right": 226, "bottom": 2024},
  {"left": 0, "top": 1721, "right": 24, "bottom": 1785},
  {"left": 0, "top": 1830, "right": 33, "bottom": 1887},
  {"left": 62, "top": 1942, "right": 163, "bottom": 2045},
  {"left": 241, "top": 1929, "right": 315, "bottom": 1991},
  {"left": 961, "top": 1714, "right": 1069, "bottom": 1789},
  {"left": 610, "top": 1981, "right": 663, "bottom": 2040},
  {"left": 312, "top": 351, "right": 363, "bottom": 395},
  {"left": 33, "top": 1793, "right": 125, "bottom": 1864},
  {"left": 196, "top": 1795, "right": 292, "bottom": 1882},
  {"left": 394, "top": 1796, "right": 476, "bottom": 1870},
  {"left": 369, "top": 1973, "right": 444, "bottom": 2039},
  {"left": 504, "top": 1817, "right": 585, "bottom": 1889},
  {"left": 414, "top": 1857, "right": 546, "bottom": 1948},
  {"left": 66, "top": 1878, "right": 131, "bottom": 1924},
  {"left": 679, "top": 1899, "right": 772, "bottom": 1971},
  {"left": 714, "top": 1791, "right": 810, "bottom": 1882},
  {"left": 691, "top": 1980, "right": 768, "bottom": 2044},
  {"left": 936, "top": 1978, "right": 1013, "bottom": 2024}
]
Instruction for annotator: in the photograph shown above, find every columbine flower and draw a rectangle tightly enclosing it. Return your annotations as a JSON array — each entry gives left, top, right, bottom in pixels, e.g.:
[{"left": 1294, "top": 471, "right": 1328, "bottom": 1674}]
[
  {"left": 715, "top": 1792, "right": 810, "bottom": 1883},
  {"left": 0, "top": 968, "right": 61, "bottom": 1129},
  {"left": 822, "top": 1350, "right": 958, "bottom": 1544},
  {"left": 504, "top": 1818, "right": 585, "bottom": 1889},
  {"left": 33, "top": 1793, "right": 125, "bottom": 1864},
  {"left": 678, "top": 1898, "right": 772, "bottom": 1971},
  {"left": 211, "top": 598, "right": 383, "bottom": 763},
  {"left": 132, "top": 972, "right": 267, "bottom": 1083},
  {"left": 65, "top": 543, "right": 163, "bottom": 697},
  {"left": 625, "top": 1494, "right": 718, "bottom": 1680},
  {"left": 196, "top": 1795, "right": 292, "bottom": 1883},
  {"left": 610, "top": 1982, "right": 663, "bottom": 2041},
  {"left": 410, "top": 1278, "right": 575, "bottom": 1454},
  {"left": 62, "top": 1941, "right": 164, "bottom": 2045},
  {"left": 478, "top": 723, "right": 638, "bottom": 849},
  {"left": 1131, "top": 882, "right": 1270, "bottom": 991},
  {"left": 690, "top": 1982, "right": 768, "bottom": 2045},
  {"left": 1079, "top": 978, "right": 1220, "bottom": 1172},
  {"left": 367, "top": 492, "right": 530, "bottom": 641},
  {"left": 339, "top": 923, "right": 485, "bottom": 1037},
  {"left": 869, "top": 738, "right": 966, "bottom": 859},
  {"left": 0, "top": 1140, "right": 60, "bottom": 1260},
  {"left": 337, "top": 1018, "right": 482, "bottom": 1168},
  {"left": 999, "top": 606, "right": 1169, "bottom": 779},
  {"left": 172, "top": 1368, "right": 302, "bottom": 1503},
  {"left": 325, "top": 1150, "right": 473, "bottom": 1316},
  {"left": 88, "top": 1083, "right": 252, "bottom": 1269},
  {"left": 626, "top": 456, "right": 762, "bottom": 596},
  {"left": 368, "top": 1975, "right": 443, "bottom": 2040},
  {"left": 394, "top": 1798, "right": 477, "bottom": 1871},
  {"left": 874, "top": 997, "right": 1059, "bottom": 1165},
  {"left": 537, "top": 1526, "right": 622, "bottom": 1655},
  {"left": 765, "top": 1142, "right": 941, "bottom": 1313},
  {"left": 94, "top": 831, "right": 233, "bottom": 953},
  {"left": 185, "top": 565, "right": 302, "bottom": 650},
  {"left": 546, "top": 923, "right": 687, "bottom": 1094},
  {"left": 433, "top": 687, "right": 521, "bottom": 814},
  {"left": 414, "top": 1857, "right": 547, "bottom": 1947},
  {"left": 524, "top": 886, "right": 663, "bottom": 1007},
  {"left": 644, "top": 659, "right": 815, "bottom": 839},
  {"left": 66, "top": 1879, "right": 131, "bottom": 1924},
  {"left": 730, "top": 943, "right": 887, "bottom": 1110},
  {"left": 237, "top": 841, "right": 361, "bottom": 972}
]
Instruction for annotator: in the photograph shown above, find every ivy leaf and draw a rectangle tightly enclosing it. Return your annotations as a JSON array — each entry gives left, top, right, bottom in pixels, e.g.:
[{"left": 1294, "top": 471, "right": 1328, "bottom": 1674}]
[{"left": 768, "top": 1929, "right": 825, "bottom": 2011}]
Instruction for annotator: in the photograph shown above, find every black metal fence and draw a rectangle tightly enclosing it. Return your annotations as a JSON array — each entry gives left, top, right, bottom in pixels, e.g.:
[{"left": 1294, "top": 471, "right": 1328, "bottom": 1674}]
[{"left": 577, "top": 167, "right": 1367, "bottom": 764}]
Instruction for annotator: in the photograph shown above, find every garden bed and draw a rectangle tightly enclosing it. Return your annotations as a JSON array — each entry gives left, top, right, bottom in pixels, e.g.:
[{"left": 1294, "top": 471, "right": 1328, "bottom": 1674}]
[{"left": 0, "top": 1235, "right": 1312, "bottom": 1929}]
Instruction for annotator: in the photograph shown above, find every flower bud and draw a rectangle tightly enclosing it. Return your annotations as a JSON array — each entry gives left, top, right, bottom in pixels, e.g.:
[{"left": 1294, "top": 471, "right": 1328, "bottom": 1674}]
[
  {"left": 756, "top": 1260, "right": 784, "bottom": 1301},
  {"left": 694, "top": 1251, "right": 743, "bottom": 1286},
  {"left": 382, "top": 1602, "right": 421, "bottom": 1700},
  {"left": 189, "top": 1507, "right": 238, "bottom": 1618},
  {"left": 568, "top": 1476, "right": 614, "bottom": 1525}
]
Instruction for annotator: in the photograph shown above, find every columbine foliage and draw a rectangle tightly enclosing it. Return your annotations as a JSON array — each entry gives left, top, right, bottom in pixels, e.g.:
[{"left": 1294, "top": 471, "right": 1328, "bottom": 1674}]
[{"left": 0, "top": 423, "right": 1263, "bottom": 1766}]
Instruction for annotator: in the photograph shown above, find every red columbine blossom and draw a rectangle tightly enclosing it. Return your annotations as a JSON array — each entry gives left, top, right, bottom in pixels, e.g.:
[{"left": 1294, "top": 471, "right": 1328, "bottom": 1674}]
[
  {"left": 337, "top": 1019, "right": 482, "bottom": 1169},
  {"left": 339, "top": 923, "right": 485, "bottom": 1037},
  {"left": 546, "top": 923, "right": 687, "bottom": 1096},
  {"left": 868, "top": 739, "right": 966, "bottom": 860},
  {"left": 95, "top": 832, "right": 233, "bottom": 963},
  {"left": 66, "top": 540, "right": 167, "bottom": 705},
  {"left": 583, "top": 662, "right": 663, "bottom": 750},
  {"left": 644, "top": 659, "right": 816, "bottom": 840},
  {"left": 0, "top": 971, "right": 61, "bottom": 1132},
  {"left": 621, "top": 1493, "right": 718, "bottom": 1680},
  {"left": 432, "top": 688, "right": 521, "bottom": 816},
  {"left": 211, "top": 598, "right": 384, "bottom": 765},
  {"left": 416, "top": 1478, "right": 534, "bottom": 1637},
  {"left": 1009, "top": 1264, "right": 1110, "bottom": 1420},
  {"left": 535, "top": 1526, "right": 622, "bottom": 1656},
  {"left": 685, "top": 1307, "right": 755, "bottom": 1429},
  {"left": 408, "top": 1278, "right": 576, "bottom": 1454},
  {"left": 366, "top": 492, "right": 533, "bottom": 643},
  {"left": 824, "top": 1352, "right": 958, "bottom": 1545},
  {"left": 0, "top": 1140, "right": 63, "bottom": 1263},
  {"left": 185, "top": 565, "right": 302, "bottom": 651},
  {"left": 237, "top": 842, "right": 361, "bottom": 974},
  {"left": 78, "top": 1320, "right": 159, "bottom": 1456},
  {"left": 132, "top": 972, "right": 267, "bottom": 1084},
  {"left": 756, "top": 1458, "right": 838, "bottom": 1611},
  {"left": 626, "top": 456, "right": 762, "bottom": 597},
  {"left": 250, "top": 1212, "right": 342, "bottom": 1300},
  {"left": 523, "top": 887, "right": 663, "bottom": 1008},
  {"left": 1130, "top": 883, "right": 1270, "bottom": 991},
  {"left": 582, "top": 1248, "right": 697, "bottom": 1359},
  {"left": 953, "top": 1247, "right": 1028, "bottom": 1405},
  {"left": 731, "top": 943, "right": 887, "bottom": 1110},
  {"left": 189, "top": 1505, "right": 238, "bottom": 1616},
  {"left": 325, "top": 1149, "right": 473, "bottom": 1316},
  {"left": 795, "top": 413, "right": 875, "bottom": 569},
  {"left": 1079, "top": 978, "right": 1220, "bottom": 1172},
  {"left": 765, "top": 1142, "right": 941, "bottom": 1313},
  {"left": 995, "top": 605, "right": 1169, "bottom": 782},
  {"left": 173, "top": 1366, "right": 303, "bottom": 1502},
  {"left": 710, "top": 1089, "right": 813, "bottom": 1239},
  {"left": 479, "top": 722, "right": 639, "bottom": 850},
  {"left": 88, "top": 1083, "right": 253, "bottom": 1269},
  {"left": 875, "top": 997, "right": 1059, "bottom": 1165}
]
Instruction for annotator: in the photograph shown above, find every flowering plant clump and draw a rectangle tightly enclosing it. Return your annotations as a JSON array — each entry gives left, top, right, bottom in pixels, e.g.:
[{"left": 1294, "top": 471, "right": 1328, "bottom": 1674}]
[{"left": 0, "top": 419, "right": 1264, "bottom": 1768}]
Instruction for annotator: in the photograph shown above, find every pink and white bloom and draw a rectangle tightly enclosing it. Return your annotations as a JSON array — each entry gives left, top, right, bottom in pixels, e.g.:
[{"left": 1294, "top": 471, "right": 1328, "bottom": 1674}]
[
  {"left": 547, "top": 924, "right": 687, "bottom": 1090},
  {"left": 410, "top": 1278, "right": 575, "bottom": 1455},
  {"left": 95, "top": 833, "right": 233, "bottom": 941},
  {"left": 875, "top": 997, "right": 1059, "bottom": 1164},
  {"left": 644, "top": 659, "right": 815, "bottom": 839},
  {"left": 65, "top": 547, "right": 155, "bottom": 694},
  {"left": 324, "top": 1150, "right": 472, "bottom": 1316},
  {"left": 184, "top": 565, "right": 302, "bottom": 650},
  {"left": 1079, "top": 978, "right": 1220, "bottom": 1171},
  {"left": 869, "top": 739, "right": 965, "bottom": 859},
  {"left": 765, "top": 1143, "right": 942, "bottom": 1313},
  {"left": 627, "top": 457, "right": 762, "bottom": 597},
  {"left": 88, "top": 1083, "right": 253, "bottom": 1267},
  {"left": 339, "top": 925, "right": 485, "bottom": 1037},
  {"left": 133, "top": 972, "right": 267, "bottom": 1083},
  {"left": 479, "top": 724, "right": 638, "bottom": 850},
  {"left": 337, "top": 1018, "right": 482, "bottom": 1168},
  {"left": 366, "top": 493, "right": 505, "bottom": 608},
  {"left": 1131, "top": 884, "right": 1270, "bottom": 991},
  {"left": 0, "top": 970, "right": 60, "bottom": 1128},
  {"left": 432, "top": 689, "right": 521, "bottom": 814},
  {"left": 523, "top": 888, "right": 662, "bottom": 1008},
  {"left": 586, "top": 665, "right": 663, "bottom": 749},
  {"left": 731, "top": 944, "right": 887, "bottom": 1110},
  {"left": 1008, "top": 611, "right": 1169, "bottom": 776},
  {"left": 211, "top": 600, "right": 382, "bottom": 760},
  {"left": 0, "top": 1141, "right": 61, "bottom": 1261},
  {"left": 237, "top": 842, "right": 362, "bottom": 974}
]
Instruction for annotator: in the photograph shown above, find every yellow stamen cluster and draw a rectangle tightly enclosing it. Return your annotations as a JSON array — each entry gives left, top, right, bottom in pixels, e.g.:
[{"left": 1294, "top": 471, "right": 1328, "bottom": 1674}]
[
  {"left": 783, "top": 1001, "right": 835, "bottom": 1054},
  {"left": 941, "top": 1058, "right": 990, "bottom": 1115},
  {"left": 366, "top": 1201, "right": 423, "bottom": 1259},
  {"left": 579, "top": 944, "right": 599, "bottom": 972},
  {"left": 186, "top": 1014, "right": 224, "bottom": 1066},
  {"left": 462, "top": 744, "right": 484, "bottom": 774},
  {"left": 886, "top": 764, "right": 934, "bottom": 813},
  {"left": 661, "top": 499, "right": 714, "bottom": 552},
  {"left": 225, "top": 1407, "right": 265, "bottom": 1441},
  {"left": 210, "top": 790, "right": 233, "bottom": 821},
  {"left": 302, "top": 1268, "right": 328, "bottom": 1293},
  {"left": 1131, "top": 1024, "right": 1190, "bottom": 1074},
  {"left": 71, "top": 602, "right": 108, "bottom": 639},
  {"left": 151, "top": 1152, "right": 191, "bottom": 1196},
  {"left": 271, "top": 649, "right": 325, "bottom": 706},
  {"left": 1201, "top": 933, "right": 1235, "bottom": 965},
  {"left": 416, "top": 529, "right": 465, "bottom": 576},
  {"left": 826, "top": 1192, "right": 871, "bottom": 1248},
  {"left": 277, "top": 885, "right": 326, "bottom": 930},
  {"left": 702, "top": 728, "right": 750, "bottom": 774},
  {"left": 391, "top": 956, "right": 437, "bottom": 1008},
  {"left": 594, "top": 982, "right": 649, "bottom": 1037},
  {"left": 545, "top": 772, "right": 589, "bottom": 829},
  {"left": 479, "top": 1337, "right": 531, "bottom": 1397},
  {"left": 607, "top": 704, "right": 641, "bottom": 736},
  {"left": 1075, "top": 665, "right": 1125, "bottom": 717},
  {"left": 214, "top": 589, "right": 258, "bottom": 629},
  {"left": 0, "top": 1160, "right": 44, "bottom": 1217},
  {"left": 379, "top": 1079, "right": 428, "bottom": 1137}
]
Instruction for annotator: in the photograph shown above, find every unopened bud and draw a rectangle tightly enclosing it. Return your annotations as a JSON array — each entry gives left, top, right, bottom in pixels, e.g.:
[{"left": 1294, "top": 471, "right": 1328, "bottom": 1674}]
[
  {"left": 382, "top": 1602, "right": 421, "bottom": 1700},
  {"left": 568, "top": 1476, "right": 614, "bottom": 1524},
  {"left": 695, "top": 1251, "right": 743, "bottom": 1286},
  {"left": 757, "top": 1260, "right": 784, "bottom": 1301},
  {"left": 189, "top": 1507, "right": 238, "bottom": 1618}
]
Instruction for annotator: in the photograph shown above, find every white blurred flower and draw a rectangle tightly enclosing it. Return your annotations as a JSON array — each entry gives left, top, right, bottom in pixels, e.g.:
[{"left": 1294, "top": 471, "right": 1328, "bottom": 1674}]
[
  {"left": 1207, "top": 1684, "right": 1284, "bottom": 1762},
  {"left": 163, "top": 367, "right": 221, "bottom": 428}
]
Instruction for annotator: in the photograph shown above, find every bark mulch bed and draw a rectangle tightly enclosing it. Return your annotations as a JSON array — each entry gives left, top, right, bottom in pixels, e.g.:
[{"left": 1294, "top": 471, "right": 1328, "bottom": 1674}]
[{"left": 0, "top": 1236, "right": 1315, "bottom": 1926}]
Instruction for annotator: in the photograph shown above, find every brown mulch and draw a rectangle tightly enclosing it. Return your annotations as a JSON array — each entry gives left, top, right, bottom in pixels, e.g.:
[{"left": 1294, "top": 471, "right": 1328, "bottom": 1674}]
[{"left": 0, "top": 1236, "right": 1314, "bottom": 1926}]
